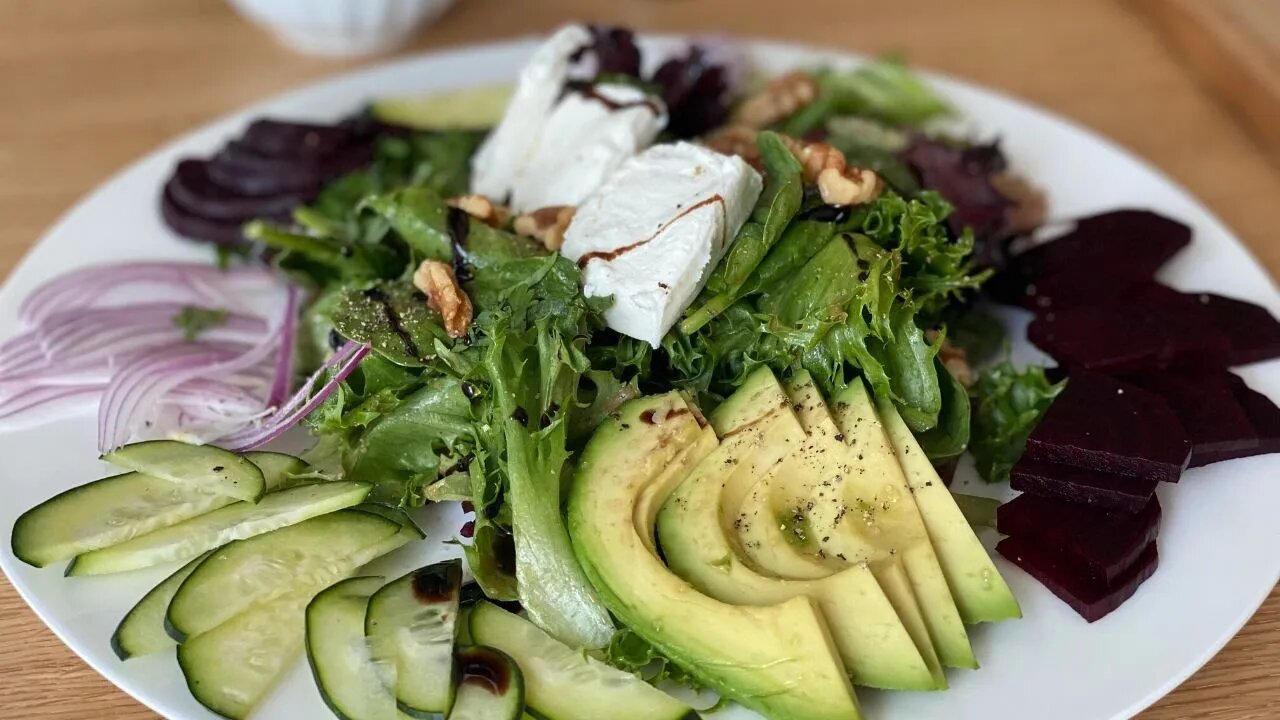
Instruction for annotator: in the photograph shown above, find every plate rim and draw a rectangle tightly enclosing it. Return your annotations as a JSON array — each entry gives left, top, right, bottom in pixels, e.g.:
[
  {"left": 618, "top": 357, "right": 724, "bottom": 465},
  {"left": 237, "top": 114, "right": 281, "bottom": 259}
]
[{"left": 1, "top": 32, "right": 1277, "bottom": 720}]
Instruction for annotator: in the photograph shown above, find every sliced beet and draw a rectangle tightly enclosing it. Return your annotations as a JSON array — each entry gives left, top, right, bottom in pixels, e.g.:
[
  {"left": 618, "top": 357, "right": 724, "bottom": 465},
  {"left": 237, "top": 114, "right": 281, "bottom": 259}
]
[
  {"left": 1124, "top": 370, "right": 1257, "bottom": 467},
  {"left": 997, "top": 493, "right": 1160, "bottom": 585},
  {"left": 166, "top": 160, "right": 309, "bottom": 221},
  {"left": 988, "top": 209, "right": 1190, "bottom": 304},
  {"left": 1195, "top": 293, "right": 1280, "bottom": 366},
  {"left": 240, "top": 118, "right": 356, "bottom": 158},
  {"left": 1024, "top": 371, "right": 1190, "bottom": 482},
  {"left": 997, "top": 535, "right": 1158, "bottom": 622},
  {"left": 159, "top": 185, "right": 253, "bottom": 245},
  {"left": 1010, "top": 457, "right": 1158, "bottom": 513},
  {"left": 1192, "top": 375, "right": 1280, "bottom": 465},
  {"left": 1027, "top": 298, "right": 1231, "bottom": 374},
  {"left": 206, "top": 141, "right": 371, "bottom": 197}
]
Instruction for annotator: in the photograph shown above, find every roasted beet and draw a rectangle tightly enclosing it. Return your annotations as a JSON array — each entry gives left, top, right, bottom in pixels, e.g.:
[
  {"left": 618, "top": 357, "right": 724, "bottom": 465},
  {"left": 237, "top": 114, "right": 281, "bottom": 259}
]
[
  {"left": 206, "top": 141, "right": 371, "bottom": 196},
  {"left": 987, "top": 209, "right": 1190, "bottom": 304},
  {"left": 1125, "top": 370, "right": 1257, "bottom": 467},
  {"left": 1192, "top": 375, "right": 1280, "bottom": 465},
  {"left": 579, "top": 25, "right": 643, "bottom": 78},
  {"left": 1024, "top": 371, "right": 1190, "bottom": 483},
  {"left": 240, "top": 118, "right": 358, "bottom": 158},
  {"left": 160, "top": 185, "right": 261, "bottom": 246},
  {"left": 998, "top": 535, "right": 1158, "bottom": 622},
  {"left": 1196, "top": 293, "right": 1280, "bottom": 366},
  {"left": 1010, "top": 458, "right": 1158, "bottom": 513},
  {"left": 900, "top": 136, "right": 1013, "bottom": 238},
  {"left": 166, "top": 160, "right": 309, "bottom": 220},
  {"left": 997, "top": 493, "right": 1160, "bottom": 585},
  {"left": 651, "top": 45, "right": 733, "bottom": 138},
  {"left": 1027, "top": 298, "right": 1231, "bottom": 374}
]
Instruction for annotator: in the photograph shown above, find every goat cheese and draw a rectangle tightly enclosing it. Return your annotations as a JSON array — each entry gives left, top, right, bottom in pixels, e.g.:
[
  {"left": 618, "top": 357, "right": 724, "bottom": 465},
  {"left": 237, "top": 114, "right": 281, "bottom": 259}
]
[
  {"left": 470, "top": 25, "right": 666, "bottom": 212},
  {"left": 561, "top": 142, "right": 763, "bottom": 347},
  {"left": 511, "top": 84, "right": 666, "bottom": 211}
]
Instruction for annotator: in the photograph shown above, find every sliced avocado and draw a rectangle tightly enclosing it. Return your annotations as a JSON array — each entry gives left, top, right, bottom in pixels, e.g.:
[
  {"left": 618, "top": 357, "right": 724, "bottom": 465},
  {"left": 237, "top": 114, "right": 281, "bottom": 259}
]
[
  {"left": 813, "top": 376, "right": 977, "bottom": 669},
  {"left": 712, "top": 370, "right": 845, "bottom": 580},
  {"left": 873, "top": 396, "right": 1021, "bottom": 623},
  {"left": 371, "top": 85, "right": 513, "bottom": 129},
  {"left": 569, "top": 392, "right": 862, "bottom": 720},
  {"left": 659, "top": 369, "right": 939, "bottom": 691}
]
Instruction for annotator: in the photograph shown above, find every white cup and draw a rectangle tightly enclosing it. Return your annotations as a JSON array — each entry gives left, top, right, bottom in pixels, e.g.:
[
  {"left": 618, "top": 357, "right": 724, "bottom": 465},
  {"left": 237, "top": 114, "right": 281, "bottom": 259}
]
[{"left": 227, "top": 0, "right": 458, "bottom": 57}]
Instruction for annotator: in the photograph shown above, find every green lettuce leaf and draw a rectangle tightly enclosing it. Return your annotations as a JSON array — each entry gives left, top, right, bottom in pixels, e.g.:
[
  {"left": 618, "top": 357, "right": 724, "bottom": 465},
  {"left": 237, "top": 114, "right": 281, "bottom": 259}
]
[{"left": 970, "top": 362, "right": 1065, "bottom": 483}]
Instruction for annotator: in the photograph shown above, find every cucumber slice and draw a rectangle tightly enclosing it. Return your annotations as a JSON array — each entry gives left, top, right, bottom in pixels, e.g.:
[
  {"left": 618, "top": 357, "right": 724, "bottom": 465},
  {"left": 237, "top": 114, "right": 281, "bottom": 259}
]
[
  {"left": 166, "top": 509, "right": 402, "bottom": 641},
  {"left": 371, "top": 85, "right": 512, "bottom": 129},
  {"left": 103, "top": 440, "right": 265, "bottom": 502},
  {"left": 306, "top": 576, "right": 398, "bottom": 720},
  {"left": 11, "top": 472, "right": 237, "bottom": 568},
  {"left": 178, "top": 586, "right": 313, "bottom": 720},
  {"left": 244, "top": 451, "right": 311, "bottom": 491},
  {"left": 68, "top": 481, "right": 372, "bottom": 575},
  {"left": 448, "top": 646, "right": 525, "bottom": 720},
  {"left": 366, "top": 560, "right": 463, "bottom": 718},
  {"left": 111, "top": 552, "right": 211, "bottom": 660},
  {"left": 469, "top": 603, "right": 692, "bottom": 720}
]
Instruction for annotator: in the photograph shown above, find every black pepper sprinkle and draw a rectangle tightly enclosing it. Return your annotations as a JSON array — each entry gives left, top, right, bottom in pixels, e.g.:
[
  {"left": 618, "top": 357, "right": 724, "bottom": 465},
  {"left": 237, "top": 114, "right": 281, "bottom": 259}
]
[
  {"left": 511, "top": 407, "right": 529, "bottom": 426},
  {"left": 834, "top": 433, "right": 845, "bottom": 442},
  {"left": 461, "top": 382, "right": 480, "bottom": 400},
  {"left": 212, "top": 466, "right": 224, "bottom": 472}
]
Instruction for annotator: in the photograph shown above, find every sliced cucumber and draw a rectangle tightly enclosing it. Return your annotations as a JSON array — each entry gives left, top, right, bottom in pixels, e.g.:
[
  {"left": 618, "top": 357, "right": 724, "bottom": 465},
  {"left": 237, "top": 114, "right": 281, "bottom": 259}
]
[
  {"left": 371, "top": 85, "right": 513, "bottom": 129},
  {"left": 366, "top": 560, "right": 463, "bottom": 718},
  {"left": 178, "top": 586, "right": 313, "bottom": 720},
  {"left": 68, "top": 481, "right": 372, "bottom": 575},
  {"left": 448, "top": 646, "right": 525, "bottom": 720},
  {"left": 103, "top": 440, "right": 265, "bottom": 502},
  {"left": 306, "top": 576, "right": 398, "bottom": 720},
  {"left": 111, "top": 552, "right": 210, "bottom": 660},
  {"left": 244, "top": 451, "right": 311, "bottom": 491},
  {"left": 166, "top": 509, "right": 402, "bottom": 641},
  {"left": 11, "top": 472, "right": 237, "bottom": 568},
  {"left": 469, "top": 603, "right": 692, "bottom": 720}
]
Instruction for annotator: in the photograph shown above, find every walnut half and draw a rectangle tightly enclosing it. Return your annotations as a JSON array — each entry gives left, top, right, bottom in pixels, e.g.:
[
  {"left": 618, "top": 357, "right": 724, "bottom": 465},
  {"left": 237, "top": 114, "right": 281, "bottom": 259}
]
[
  {"left": 733, "top": 71, "right": 820, "bottom": 129},
  {"left": 514, "top": 205, "right": 576, "bottom": 252},
  {"left": 413, "top": 259, "right": 473, "bottom": 338},
  {"left": 447, "top": 194, "right": 510, "bottom": 228},
  {"left": 779, "top": 135, "right": 884, "bottom": 206}
]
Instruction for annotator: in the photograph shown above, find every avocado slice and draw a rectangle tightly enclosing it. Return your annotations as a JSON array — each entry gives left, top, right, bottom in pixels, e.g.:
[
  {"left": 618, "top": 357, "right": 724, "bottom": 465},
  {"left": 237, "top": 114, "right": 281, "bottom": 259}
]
[
  {"left": 568, "top": 392, "right": 863, "bottom": 720},
  {"left": 658, "top": 369, "right": 940, "bottom": 691},
  {"left": 872, "top": 396, "right": 1021, "bottom": 623},
  {"left": 789, "top": 374, "right": 977, "bottom": 670}
]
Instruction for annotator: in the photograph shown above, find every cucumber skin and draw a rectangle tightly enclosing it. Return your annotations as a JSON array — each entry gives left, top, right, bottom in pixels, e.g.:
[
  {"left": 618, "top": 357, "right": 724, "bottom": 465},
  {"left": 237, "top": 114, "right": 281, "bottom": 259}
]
[
  {"left": 103, "top": 440, "right": 267, "bottom": 503},
  {"left": 305, "top": 576, "right": 389, "bottom": 720},
  {"left": 365, "top": 560, "right": 464, "bottom": 719},
  {"left": 110, "top": 552, "right": 211, "bottom": 661},
  {"left": 449, "top": 645, "right": 526, "bottom": 720}
]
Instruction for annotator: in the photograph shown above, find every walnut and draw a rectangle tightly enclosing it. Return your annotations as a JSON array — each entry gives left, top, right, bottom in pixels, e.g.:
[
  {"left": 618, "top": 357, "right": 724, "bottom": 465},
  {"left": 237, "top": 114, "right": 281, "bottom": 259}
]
[
  {"left": 702, "top": 125, "right": 762, "bottom": 169},
  {"left": 991, "top": 172, "right": 1047, "bottom": 233},
  {"left": 413, "top": 259, "right": 473, "bottom": 338},
  {"left": 928, "top": 332, "right": 975, "bottom": 388},
  {"left": 447, "top": 194, "right": 510, "bottom": 228},
  {"left": 513, "top": 205, "right": 576, "bottom": 251},
  {"left": 778, "top": 135, "right": 883, "bottom": 205},
  {"left": 733, "top": 71, "right": 820, "bottom": 129}
]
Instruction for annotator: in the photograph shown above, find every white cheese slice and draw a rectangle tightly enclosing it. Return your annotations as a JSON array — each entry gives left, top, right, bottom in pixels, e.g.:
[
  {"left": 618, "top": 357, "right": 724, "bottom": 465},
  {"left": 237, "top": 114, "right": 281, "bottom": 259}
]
[
  {"left": 510, "top": 84, "right": 667, "bottom": 212},
  {"left": 561, "top": 142, "right": 763, "bottom": 348},
  {"left": 469, "top": 24, "right": 592, "bottom": 201}
]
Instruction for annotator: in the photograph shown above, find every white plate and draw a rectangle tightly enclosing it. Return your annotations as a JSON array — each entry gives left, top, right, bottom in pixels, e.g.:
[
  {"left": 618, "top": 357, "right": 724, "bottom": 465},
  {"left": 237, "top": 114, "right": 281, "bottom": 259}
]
[{"left": 2, "top": 35, "right": 1278, "bottom": 720}]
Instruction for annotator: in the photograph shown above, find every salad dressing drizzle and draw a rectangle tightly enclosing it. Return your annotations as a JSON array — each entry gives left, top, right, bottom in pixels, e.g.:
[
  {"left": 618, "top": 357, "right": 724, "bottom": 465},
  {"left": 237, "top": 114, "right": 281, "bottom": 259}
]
[
  {"left": 563, "top": 81, "right": 663, "bottom": 116},
  {"left": 577, "top": 193, "right": 726, "bottom": 268}
]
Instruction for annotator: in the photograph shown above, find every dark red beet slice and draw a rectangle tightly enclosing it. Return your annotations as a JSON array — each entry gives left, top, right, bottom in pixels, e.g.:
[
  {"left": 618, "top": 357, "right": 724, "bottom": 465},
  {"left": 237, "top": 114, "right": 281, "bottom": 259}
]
[
  {"left": 1196, "top": 293, "right": 1280, "bottom": 366},
  {"left": 988, "top": 210, "right": 1191, "bottom": 304},
  {"left": 240, "top": 118, "right": 356, "bottom": 158},
  {"left": 206, "top": 141, "right": 371, "bottom": 197},
  {"left": 997, "top": 493, "right": 1160, "bottom": 585},
  {"left": 159, "top": 185, "right": 253, "bottom": 246},
  {"left": 1027, "top": 298, "right": 1230, "bottom": 374},
  {"left": 1024, "top": 371, "right": 1190, "bottom": 482},
  {"left": 1010, "top": 457, "right": 1158, "bottom": 513},
  {"left": 1193, "top": 375, "right": 1280, "bottom": 465},
  {"left": 1124, "top": 370, "right": 1257, "bottom": 467},
  {"left": 167, "top": 160, "right": 309, "bottom": 221},
  {"left": 997, "top": 535, "right": 1159, "bottom": 622}
]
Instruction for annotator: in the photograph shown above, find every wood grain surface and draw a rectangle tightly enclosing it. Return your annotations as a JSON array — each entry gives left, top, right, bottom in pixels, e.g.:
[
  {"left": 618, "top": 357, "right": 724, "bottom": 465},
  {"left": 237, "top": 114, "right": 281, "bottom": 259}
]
[{"left": 0, "top": 0, "right": 1277, "bottom": 718}]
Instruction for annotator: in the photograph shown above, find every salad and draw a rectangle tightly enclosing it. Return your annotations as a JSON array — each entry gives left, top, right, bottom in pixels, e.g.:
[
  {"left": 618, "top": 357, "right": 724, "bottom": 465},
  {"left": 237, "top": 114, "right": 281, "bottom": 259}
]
[{"left": 6, "top": 23, "right": 1280, "bottom": 720}]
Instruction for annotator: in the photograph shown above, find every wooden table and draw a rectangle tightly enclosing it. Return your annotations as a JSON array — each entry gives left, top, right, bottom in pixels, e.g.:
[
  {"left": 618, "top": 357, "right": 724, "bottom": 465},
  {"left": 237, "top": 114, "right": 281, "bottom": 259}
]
[{"left": 0, "top": 0, "right": 1276, "bottom": 717}]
